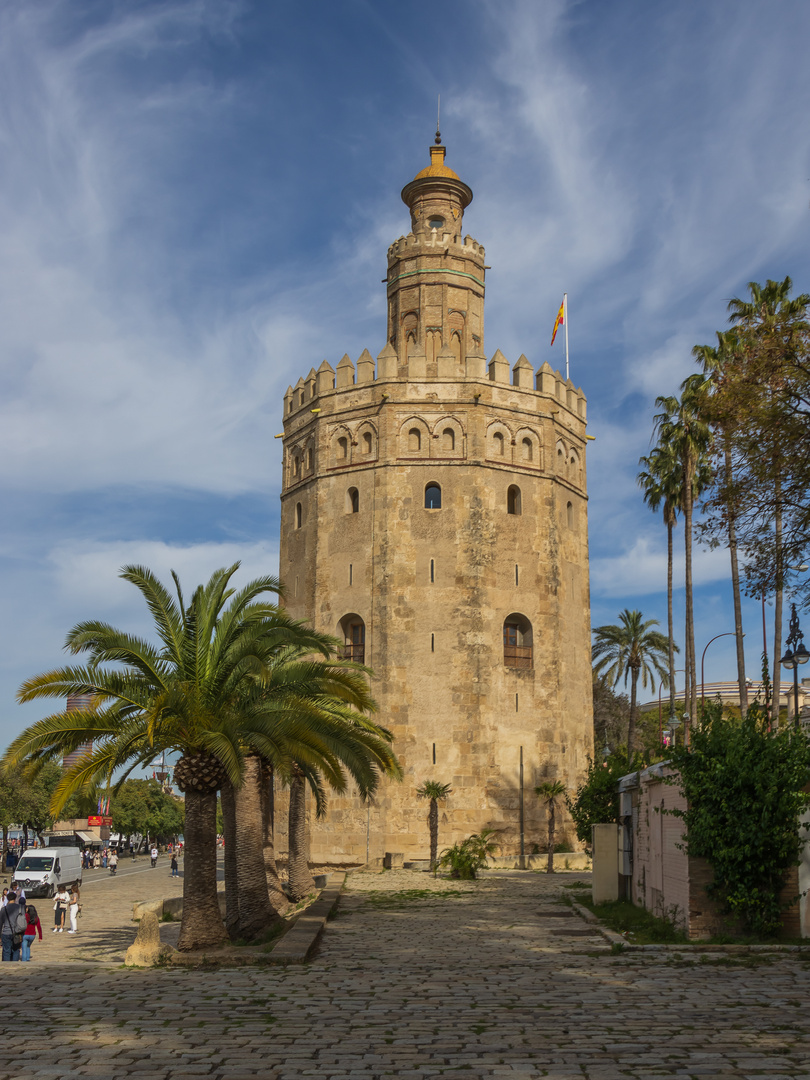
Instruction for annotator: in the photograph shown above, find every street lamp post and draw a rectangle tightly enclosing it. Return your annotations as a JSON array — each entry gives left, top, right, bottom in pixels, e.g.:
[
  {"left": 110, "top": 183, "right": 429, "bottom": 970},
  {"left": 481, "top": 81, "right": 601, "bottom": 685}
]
[
  {"left": 780, "top": 603, "right": 809, "bottom": 727},
  {"left": 659, "top": 668, "right": 685, "bottom": 748},
  {"left": 701, "top": 632, "right": 742, "bottom": 711}
]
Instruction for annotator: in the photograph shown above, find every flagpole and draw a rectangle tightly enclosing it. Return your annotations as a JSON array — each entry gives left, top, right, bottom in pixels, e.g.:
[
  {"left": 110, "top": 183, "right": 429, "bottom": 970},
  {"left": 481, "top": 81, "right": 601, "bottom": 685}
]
[{"left": 563, "top": 292, "right": 569, "bottom": 381}]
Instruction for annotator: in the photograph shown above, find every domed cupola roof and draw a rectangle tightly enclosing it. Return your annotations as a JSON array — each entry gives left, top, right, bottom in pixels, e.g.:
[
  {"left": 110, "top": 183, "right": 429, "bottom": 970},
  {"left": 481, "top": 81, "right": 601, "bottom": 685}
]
[{"left": 400, "top": 131, "right": 473, "bottom": 212}]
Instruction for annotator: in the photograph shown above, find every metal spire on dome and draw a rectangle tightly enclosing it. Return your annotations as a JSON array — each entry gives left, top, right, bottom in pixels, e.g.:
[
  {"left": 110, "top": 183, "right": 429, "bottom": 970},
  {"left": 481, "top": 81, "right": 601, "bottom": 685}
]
[{"left": 435, "top": 94, "right": 441, "bottom": 145}]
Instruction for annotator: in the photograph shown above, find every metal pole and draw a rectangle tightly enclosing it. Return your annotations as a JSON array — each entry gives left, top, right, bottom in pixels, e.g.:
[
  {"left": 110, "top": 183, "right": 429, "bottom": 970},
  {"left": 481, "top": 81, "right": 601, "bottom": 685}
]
[
  {"left": 563, "top": 293, "right": 569, "bottom": 381},
  {"left": 366, "top": 800, "right": 370, "bottom": 867},
  {"left": 701, "top": 632, "right": 738, "bottom": 711},
  {"left": 519, "top": 746, "right": 525, "bottom": 870}
]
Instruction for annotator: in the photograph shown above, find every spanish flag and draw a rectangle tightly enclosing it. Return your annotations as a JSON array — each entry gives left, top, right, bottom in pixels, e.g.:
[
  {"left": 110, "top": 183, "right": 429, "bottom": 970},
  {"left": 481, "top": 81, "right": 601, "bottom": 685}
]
[{"left": 550, "top": 298, "right": 565, "bottom": 346}]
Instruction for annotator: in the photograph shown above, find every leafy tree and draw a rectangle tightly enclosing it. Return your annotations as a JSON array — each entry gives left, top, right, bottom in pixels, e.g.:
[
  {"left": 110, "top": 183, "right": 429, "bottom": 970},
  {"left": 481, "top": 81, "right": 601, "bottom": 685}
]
[
  {"left": 567, "top": 751, "right": 644, "bottom": 848},
  {"left": 592, "top": 610, "right": 672, "bottom": 756},
  {"left": 416, "top": 780, "right": 452, "bottom": 872},
  {"left": 653, "top": 375, "right": 712, "bottom": 723},
  {"left": 111, "top": 779, "right": 184, "bottom": 844},
  {"left": 698, "top": 280, "right": 810, "bottom": 721},
  {"left": 534, "top": 781, "right": 567, "bottom": 873},
  {"left": 693, "top": 332, "right": 749, "bottom": 717},
  {"left": 592, "top": 671, "right": 630, "bottom": 755},
  {"left": 666, "top": 702, "right": 810, "bottom": 936}
]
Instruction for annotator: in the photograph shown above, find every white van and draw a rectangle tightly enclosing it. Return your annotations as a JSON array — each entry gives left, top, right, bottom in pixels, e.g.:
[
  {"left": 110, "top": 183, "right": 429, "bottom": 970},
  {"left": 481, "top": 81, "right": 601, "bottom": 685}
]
[{"left": 11, "top": 847, "right": 83, "bottom": 898}]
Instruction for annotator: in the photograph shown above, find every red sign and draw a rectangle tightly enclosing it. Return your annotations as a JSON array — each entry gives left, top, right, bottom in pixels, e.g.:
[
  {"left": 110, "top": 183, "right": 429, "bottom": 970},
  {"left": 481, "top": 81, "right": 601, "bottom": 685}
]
[{"left": 87, "top": 816, "right": 113, "bottom": 827}]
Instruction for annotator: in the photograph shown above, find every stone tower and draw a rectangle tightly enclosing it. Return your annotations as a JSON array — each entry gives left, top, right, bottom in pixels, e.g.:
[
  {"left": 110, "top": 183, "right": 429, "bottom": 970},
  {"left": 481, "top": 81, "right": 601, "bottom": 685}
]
[{"left": 279, "top": 135, "right": 593, "bottom": 864}]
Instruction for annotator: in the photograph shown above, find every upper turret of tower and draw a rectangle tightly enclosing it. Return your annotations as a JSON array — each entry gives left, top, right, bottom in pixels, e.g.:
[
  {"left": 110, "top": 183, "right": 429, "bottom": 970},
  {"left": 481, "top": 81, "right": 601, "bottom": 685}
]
[{"left": 400, "top": 131, "right": 473, "bottom": 237}]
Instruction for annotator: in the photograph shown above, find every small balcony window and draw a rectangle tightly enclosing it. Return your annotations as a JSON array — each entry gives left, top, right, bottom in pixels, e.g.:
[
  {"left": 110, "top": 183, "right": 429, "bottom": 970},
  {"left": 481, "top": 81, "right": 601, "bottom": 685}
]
[
  {"left": 503, "top": 614, "right": 533, "bottom": 668},
  {"left": 340, "top": 616, "right": 365, "bottom": 664}
]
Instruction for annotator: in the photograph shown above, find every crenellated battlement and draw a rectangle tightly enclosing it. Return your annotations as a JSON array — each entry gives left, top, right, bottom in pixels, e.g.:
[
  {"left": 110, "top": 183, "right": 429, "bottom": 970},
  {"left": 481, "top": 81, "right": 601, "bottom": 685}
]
[
  {"left": 282, "top": 348, "right": 586, "bottom": 424},
  {"left": 387, "top": 231, "right": 486, "bottom": 260}
]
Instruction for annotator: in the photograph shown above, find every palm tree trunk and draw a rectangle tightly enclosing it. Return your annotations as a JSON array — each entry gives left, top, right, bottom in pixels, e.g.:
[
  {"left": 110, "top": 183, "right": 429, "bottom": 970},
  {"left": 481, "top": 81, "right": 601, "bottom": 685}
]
[
  {"left": 288, "top": 766, "right": 316, "bottom": 901},
  {"left": 546, "top": 800, "right": 556, "bottom": 874},
  {"left": 260, "top": 762, "right": 290, "bottom": 914},
  {"left": 176, "top": 786, "right": 226, "bottom": 952},
  {"left": 220, "top": 781, "right": 239, "bottom": 939},
  {"left": 627, "top": 666, "right": 639, "bottom": 758},
  {"left": 233, "top": 754, "right": 276, "bottom": 940},
  {"left": 725, "top": 444, "right": 748, "bottom": 717},
  {"left": 684, "top": 454, "right": 697, "bottom": 737},
  {"left": 667, "top": 512, "right": 676, "bottom": 727},
  {"left": 428, "top": 798, "right": 438, "bottom": 870},
  {"left": 772, "top": 500, "right": 783, "bottom": 727}
]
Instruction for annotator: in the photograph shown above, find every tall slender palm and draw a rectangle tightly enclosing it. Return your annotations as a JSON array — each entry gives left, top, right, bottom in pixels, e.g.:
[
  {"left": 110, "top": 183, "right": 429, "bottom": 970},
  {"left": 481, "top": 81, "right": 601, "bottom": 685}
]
[
  {"left": 534, "top": 780, "right": 567, "bottom": 874},
  {"left": 693, "top": 332, "right": 748, "bottom": 717},
  {"left": 416, "top": 780, "right": 452, "bottom": 871},
  {"left": 592, "top": 610, "right": 672, "bottom": 757},
  {"left": 727, "top": 278, "right": 810, "bottom": 725},
  {"left": 638, "top": 444, "right": 682, "bottom": 728},
  {"left": 653, "top": 375, "right": 712, "bottom": 728}
]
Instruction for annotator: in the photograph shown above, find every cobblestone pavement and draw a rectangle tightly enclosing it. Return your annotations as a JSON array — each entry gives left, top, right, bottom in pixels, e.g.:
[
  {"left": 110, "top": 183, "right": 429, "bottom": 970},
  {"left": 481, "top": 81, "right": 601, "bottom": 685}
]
[{"left": 4, "top": 869, "right": 810, "bottom": 1080}]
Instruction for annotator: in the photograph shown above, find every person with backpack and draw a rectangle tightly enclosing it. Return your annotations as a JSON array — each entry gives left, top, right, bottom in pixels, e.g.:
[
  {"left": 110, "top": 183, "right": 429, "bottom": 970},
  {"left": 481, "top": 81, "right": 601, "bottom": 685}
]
[
  {"left": 21, "top": 903, "right": 42, "bottom": 961},
  {"left": 1, "top": 890, "right": 26, "bottom": 961}
]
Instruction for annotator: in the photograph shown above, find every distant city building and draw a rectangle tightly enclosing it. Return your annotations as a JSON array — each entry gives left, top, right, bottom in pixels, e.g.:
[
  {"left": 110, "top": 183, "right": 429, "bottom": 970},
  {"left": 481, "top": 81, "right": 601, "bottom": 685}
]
[
  {"left": 642, "top": 679, "right": 810, "bottom": 721},
  {"left": 61, "top": 693, "right": 94, "bottom": 771}
]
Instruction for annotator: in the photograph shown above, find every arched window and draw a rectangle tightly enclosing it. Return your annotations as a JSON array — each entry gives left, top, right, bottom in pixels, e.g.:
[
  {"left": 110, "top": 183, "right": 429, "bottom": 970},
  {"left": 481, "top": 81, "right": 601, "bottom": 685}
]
[
  {"left": 522, "top": 438, "right": 533, "bottom": 462},
  {"left": 567, "top": 501, "right": 575, "bottom": 529},
  {"left": 293, "top": 454, "right": 301, "bottom": 478},
  {"left": 442, "top": 428, "right": 455, "bottom": 452},
  {"left": 306, "top": 448, "right": 313, "bottom": 471},
  {"left": 339, "top": 614, "right": 365, "bottom": 663},
  {"left": 337, "top": 436, "right": 348, "bottom": 461},
  {"left": 507, "top": 486, "right": 522, "bottom": 515},
  {"left": 503, "top": 614, "right": 533, "bottom": 668},
  {"left": 348, "top": 488, "right": 359, "bottom": 514},
  {"left": 363, "top": 432, "right": 373, "bottom": 455},
  {"left": 493, "top": 432, "right": 505, "bottom": 457},
  {"left": 295, "top": 502, "right": 302, "bottom": 529},
  {"left": 425, "top": 483, "right": 442, "bottom": 510},
  {"left": 409, "top": 428, "right": 421, "bottom": 452}
]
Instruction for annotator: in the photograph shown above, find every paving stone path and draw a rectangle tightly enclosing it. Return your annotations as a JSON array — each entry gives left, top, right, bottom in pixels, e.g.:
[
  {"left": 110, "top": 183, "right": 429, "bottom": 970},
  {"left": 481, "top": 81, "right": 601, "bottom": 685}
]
[{"left": 4, "top": 868, "right": 810, "bottom": 1080}]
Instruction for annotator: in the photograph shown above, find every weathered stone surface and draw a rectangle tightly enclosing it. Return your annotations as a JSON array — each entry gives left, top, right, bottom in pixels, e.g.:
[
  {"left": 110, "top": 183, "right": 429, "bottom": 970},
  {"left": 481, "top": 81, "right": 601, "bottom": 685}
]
[
  {"left": 278, "top": 141, "right": 593, "bottom": 865},
  {"left": 124, "top": 910, "right": 176, "bottom": 967}
]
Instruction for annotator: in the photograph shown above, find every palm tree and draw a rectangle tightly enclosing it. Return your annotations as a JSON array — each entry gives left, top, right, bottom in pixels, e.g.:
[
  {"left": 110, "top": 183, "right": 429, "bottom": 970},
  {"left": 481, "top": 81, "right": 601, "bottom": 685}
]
[
  {"left": 693, "top": 331, "right": 748, "bottom": 717},
  {"left": 5, "top": 564, "right": 400, "bottom": 950},
  {"left": 592, "top": 609, "right": 673, "bottom": 756},
  {"left": 727, "top": 278, "right": 810, "bottom": 725},
  {"left": 534, "top": 780, "right": 567, "bottom": 873},
  {"left": 638, "top": 444, "right": 682, "bottom": 729},
  {"left": 416, "top": 780, "right": 452, "bottom": 871},
  {"left": 653, "top": 375, "right": 712, "bottom": 726}
]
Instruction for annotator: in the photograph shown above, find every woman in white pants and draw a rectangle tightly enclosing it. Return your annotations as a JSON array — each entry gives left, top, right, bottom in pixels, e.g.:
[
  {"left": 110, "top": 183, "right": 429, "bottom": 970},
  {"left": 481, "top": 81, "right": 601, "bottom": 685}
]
[{"left": 68, "top": 884, "right": 80, "bottom": 934}]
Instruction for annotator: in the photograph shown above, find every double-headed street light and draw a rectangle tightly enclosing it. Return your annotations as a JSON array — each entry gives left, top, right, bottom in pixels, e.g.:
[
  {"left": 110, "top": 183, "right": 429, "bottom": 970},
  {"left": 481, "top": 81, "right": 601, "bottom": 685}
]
[{"left": 780, "top": 603, "right": 809, "bottom": 726}]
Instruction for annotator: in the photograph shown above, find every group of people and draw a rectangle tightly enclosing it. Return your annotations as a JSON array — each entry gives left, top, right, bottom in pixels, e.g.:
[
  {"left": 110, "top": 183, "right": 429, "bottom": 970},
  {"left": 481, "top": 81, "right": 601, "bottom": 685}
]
[
  {"left": 0, "top": 881, "right": 82, "bottom": 961},
  {"left": 82, "top": 847, "right": 117, "bottom": 869}
]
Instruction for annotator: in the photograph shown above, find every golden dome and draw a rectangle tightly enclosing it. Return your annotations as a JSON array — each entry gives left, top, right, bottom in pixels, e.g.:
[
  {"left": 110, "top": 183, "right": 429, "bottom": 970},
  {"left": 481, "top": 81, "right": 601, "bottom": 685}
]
[{"left": 413, "top": 161, "right": 461, "bottom": 181}]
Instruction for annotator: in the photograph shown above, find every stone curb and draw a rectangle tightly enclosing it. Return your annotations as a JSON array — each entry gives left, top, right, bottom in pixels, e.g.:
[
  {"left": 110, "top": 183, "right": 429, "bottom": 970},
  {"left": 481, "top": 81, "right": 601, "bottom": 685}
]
[
  {"left": 264, "top": 873, "right": 346, "bottom": 964},
  {"left": 567, "top": 896, "right": 810, "bottom": 954}
]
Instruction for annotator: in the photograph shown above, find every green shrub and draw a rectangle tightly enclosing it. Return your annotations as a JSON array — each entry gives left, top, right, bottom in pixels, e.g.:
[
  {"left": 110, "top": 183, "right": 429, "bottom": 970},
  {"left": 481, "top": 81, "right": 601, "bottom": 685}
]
[
  {"left": 666, "top": 702, "right": 810, "bottom": 937},
  {"left": 439, "top": 829, "right": 498, "bottom": 880}
]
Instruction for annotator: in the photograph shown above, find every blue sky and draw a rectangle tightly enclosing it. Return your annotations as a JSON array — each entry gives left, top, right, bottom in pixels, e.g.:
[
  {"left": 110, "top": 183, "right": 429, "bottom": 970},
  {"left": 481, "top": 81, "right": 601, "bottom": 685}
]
[{"left": 1, "top": 0, "right": 809, "bottom": 751}]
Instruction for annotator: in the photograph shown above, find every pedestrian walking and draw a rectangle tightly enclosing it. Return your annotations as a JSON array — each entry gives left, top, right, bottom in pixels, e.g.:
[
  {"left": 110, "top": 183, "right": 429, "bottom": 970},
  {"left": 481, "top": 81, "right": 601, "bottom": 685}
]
[
  {"left": 109, "top": 850, "right": 118, "bottom": 875},
  {"left": 53, "top": 886, "right": 69, "bottom": 932},
  {"left": 21, "top": 904, "right": 42, "bottom": 961},
  {"left": 93, "top": 851, "right": 101, "bottom": 869},
  {"left": 1, "top": 891, "right": 25, "bottom": 961},
  {"left": 170, "top": 853, "right": 179, "bottom": 877},
  {"left": 101, "top": 848, "right": 108, "bottom": 869},
  {"left": 1, "top": 889, "right": 7, "bottom": 907}
]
